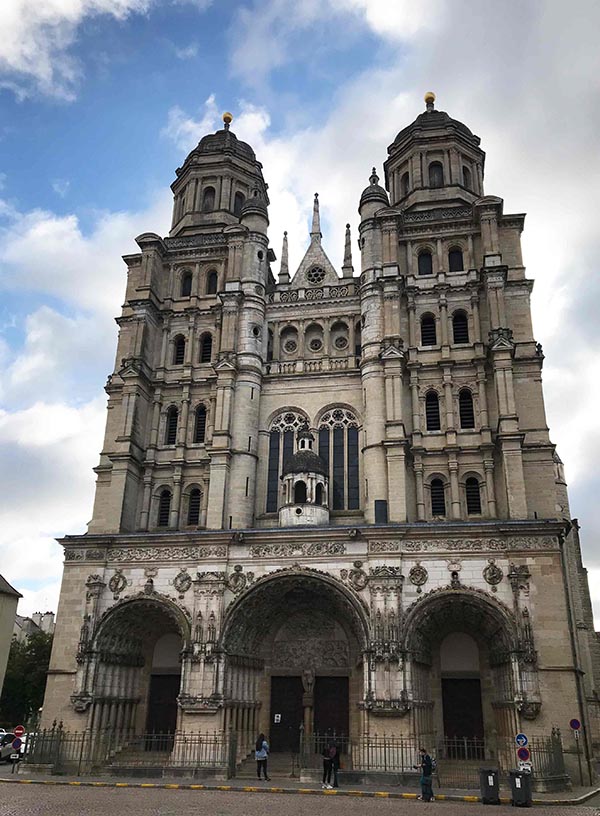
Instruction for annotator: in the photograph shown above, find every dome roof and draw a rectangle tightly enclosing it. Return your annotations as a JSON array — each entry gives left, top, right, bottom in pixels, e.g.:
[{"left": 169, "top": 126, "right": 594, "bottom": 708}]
[
  {"left": 359, "top": 168, "right": 389, "bottom": 208},
  {"left": 195, "top": 128, "right": 256, "bottom": 162},
  {"left": 391, "top": 109, "right": 479, "bottom": 150},
  {"left": 282, "top": 449, "right": 328, "bottom": 478},
  {"left": 241, "top": 188, "right": 268, "bottom": 216}
]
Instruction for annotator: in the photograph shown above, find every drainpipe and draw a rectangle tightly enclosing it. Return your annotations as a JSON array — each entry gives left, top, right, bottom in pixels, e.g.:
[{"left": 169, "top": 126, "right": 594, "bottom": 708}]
[{"left": 558, "top": 525, "right": 593, "bottom": 785}]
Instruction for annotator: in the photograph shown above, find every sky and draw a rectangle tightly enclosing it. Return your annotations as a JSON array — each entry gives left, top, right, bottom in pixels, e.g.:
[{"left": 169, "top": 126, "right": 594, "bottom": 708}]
[{"left": 1, "top": 0, "right": 600, "bottom": 621}]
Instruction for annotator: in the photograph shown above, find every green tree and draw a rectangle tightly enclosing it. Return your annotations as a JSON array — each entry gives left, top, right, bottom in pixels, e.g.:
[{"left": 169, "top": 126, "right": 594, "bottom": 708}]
[{"left": 0, "top": 632, "right": 53, "bottom": 726}]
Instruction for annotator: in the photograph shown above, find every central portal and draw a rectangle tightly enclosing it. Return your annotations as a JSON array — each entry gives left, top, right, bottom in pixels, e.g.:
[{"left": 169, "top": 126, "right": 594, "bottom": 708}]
[{"left": 270, "top": 675, "right": 350, "bottom": 751}]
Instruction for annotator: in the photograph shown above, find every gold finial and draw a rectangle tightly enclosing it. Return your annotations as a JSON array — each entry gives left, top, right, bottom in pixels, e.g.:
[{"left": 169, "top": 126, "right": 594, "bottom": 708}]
[
  {"left": 222, "top": 111, "right": 233, "bottom": 127},
  {"left": 424, "top": 91, "right": 435, "bottom": 104}
]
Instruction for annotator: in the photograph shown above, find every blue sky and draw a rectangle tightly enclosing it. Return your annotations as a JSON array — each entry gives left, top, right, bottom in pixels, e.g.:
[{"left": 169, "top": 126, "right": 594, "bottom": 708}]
[{"left": 1, "top": 0, "right": 600, "bottom": 620}]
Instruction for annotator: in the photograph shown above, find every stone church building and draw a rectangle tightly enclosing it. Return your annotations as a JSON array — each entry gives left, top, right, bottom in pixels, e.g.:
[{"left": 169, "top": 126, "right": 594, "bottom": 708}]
[{"left": 43, "top": 94, "right": 598, "bottom": 779}]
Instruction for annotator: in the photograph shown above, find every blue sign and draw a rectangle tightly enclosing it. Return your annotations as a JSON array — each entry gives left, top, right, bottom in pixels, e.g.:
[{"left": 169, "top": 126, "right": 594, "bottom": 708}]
[
  {"left": 11, "top": 738, "right": 22, "bottom": 750},
  {"left": 515, "top": 733, "right": 528, "bottom": 747},
  {"left": 569, "top": 718, "right": 581, "bottom": 731},
  {"left": 517, "top": 746, "right": 531, "bottom": 762}
]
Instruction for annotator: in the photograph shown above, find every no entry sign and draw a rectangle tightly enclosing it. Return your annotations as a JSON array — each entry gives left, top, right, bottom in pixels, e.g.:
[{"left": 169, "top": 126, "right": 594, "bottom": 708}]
[{"left": 13, "top": 725, "right": 25, "bottom": 738}]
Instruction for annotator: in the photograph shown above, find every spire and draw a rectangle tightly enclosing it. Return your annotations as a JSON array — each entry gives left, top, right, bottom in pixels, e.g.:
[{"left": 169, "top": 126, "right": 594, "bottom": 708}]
[
  {"left": 279, "top": 231, "right": 290, "bottom": 284},
  {"left": 341, "top": 223, "right": 354, "bottom": 278},
  {"left": 310, "top": 192, "right": 321, "bottom": 243}
]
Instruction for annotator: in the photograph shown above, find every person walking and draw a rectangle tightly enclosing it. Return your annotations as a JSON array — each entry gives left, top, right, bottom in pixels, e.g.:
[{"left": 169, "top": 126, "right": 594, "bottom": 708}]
[
  {"left": 255, "top": 733, "right": 270, "bottom": 781},
  {"left": 321, "top": 740, "right": 340, "bottom": 789},
  {"left": 415, "top": 747, "right": 434, "bottom": 801}
]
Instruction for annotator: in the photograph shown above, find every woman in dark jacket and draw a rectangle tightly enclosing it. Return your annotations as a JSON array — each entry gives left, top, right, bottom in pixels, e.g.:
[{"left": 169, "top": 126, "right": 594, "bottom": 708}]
[
  {"left": 255, "top": 733, "right": 270, "bottom": 781},
  {"left": 322, "top": 741, "right": 340, "bottom": 789}
]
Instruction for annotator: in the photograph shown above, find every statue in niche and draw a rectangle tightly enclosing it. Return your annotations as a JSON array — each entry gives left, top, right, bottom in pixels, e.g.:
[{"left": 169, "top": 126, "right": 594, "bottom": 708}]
[{"left": 302, "top": 669, "right": 315, "bottom": 695}]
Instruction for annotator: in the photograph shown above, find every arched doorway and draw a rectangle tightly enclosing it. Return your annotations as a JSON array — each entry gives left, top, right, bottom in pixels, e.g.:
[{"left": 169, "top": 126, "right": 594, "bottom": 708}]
[
  {"left": 221, "top": 570, "right": 368, "bottom": 752},
  {"left": 89, "top": 595, "right": 189, "bottom": 737},
  {"left": 403, "top": 589, "right": 519, "bottom": 747}
]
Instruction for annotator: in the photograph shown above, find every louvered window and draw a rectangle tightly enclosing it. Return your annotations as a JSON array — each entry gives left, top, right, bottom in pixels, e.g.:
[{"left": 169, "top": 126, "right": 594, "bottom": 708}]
[
  {"left": 431, "top": 479, "right": 446, "bottom": 516},
  {"left": 206, "top": 271, "right": 218, "bottom": 295},
  {"left": 180, "top": 271, "right": 192, "bottom": 297},
  {"left": 418, "top": 251, "right": 433, "bottom": 276},
  {"left": 187, "top": 488, "right": 201, "bottom": 525},
  {"left": 466, "top": 477, "right": 482, "bottom": 514},
  {"left": 448, "top": 249, "right": 464, "bottom": 272},
  {"left": 158, "top": 489, "right": 172, "bottom": 527},
  {"left": 429, "top": 162, "right": 444, "bottom": 188},
  {"left": 463, "top": 166, "right": 472, "bottom": 189},
  {"left": 233, "top": 192, "right": 245, "bottom": 217},
  {"left": 401, "top": 172, "right": 409, "bottom": 197},
  {"left": 459, "top": 389, "right": 475, "bottom": 429},
  {"left": 194, "top": 405, "right": 207, "bottom": 443},
  {"left": 421, "top": 315, "right": 437, "bottom": 346},
  {"left": 199, "top": 333, "right": 212, "bottom": 363},
  {"left": 425, "top": 391, "right": 441, "bottom": 431},
  {"left": 173, "top": 335, "right": 185, "bottom": 365},
  {"left": 165, "top": 406, "right": 178, "bottom": 445},
  {"left": 453, "top": 312, "right": 469, "bottom": 344},
  {"left": 202, "top": 186, "right": 215, "bottom": 213}
]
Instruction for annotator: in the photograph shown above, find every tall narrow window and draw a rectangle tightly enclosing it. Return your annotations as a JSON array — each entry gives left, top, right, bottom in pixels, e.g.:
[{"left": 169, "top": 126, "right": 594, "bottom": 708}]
[
  {"left": 347, "top": 425, "right": 359, "bottom": 510},
  {"left": 319, "top": 408, "right": 360, "bottom": 511},
  {"left": 180, "top": 270, "right": 192, "bottom": 297},
  {"left": 463, "top": 166, "right": 472, "bottom": 190},
  {"left": 187, "top": 488, "right": 201, "bottom": 525},
  {"left": 165, "top": 406, "right": 178, "bottom": 445},
  {"left": 418, "top": 251, "right": 433, "bottom": 276},
  {"left": 429, "top": 161, "right": 444, "bottom": 188},
  {"left": 332, "top": 427, "right": 345, "bottom": 510},
  {"left": 459, "top": 389, "right": 475, "bottom": 429},
  {"left": 194, "top": 404, "right": 207, "bottom": 443},
  {"left": 430, "top": 479, "right": 446, "bottom": 516},
  {"left": 206, "top": 270, "right": 218, "bottom": 295},
  {"left": 266, "top": 430, "right": 281, "bottom": 512},
  {"left": 466, "top": 477, "right": 482, "bottom": 514},
  {"left": 315, "top": 483, "right": 324, "bottom": 505},
  {"left": 202, "top": 186, "right": 215, "bottom": 213},
  {"left": 158, "top": 489, "right": 172, "bottom": 526},
  {"left": 173, "top": 335, "right": 185, "bottom": 365},
  {"left": 401, "top": 172, "right": 410, "bottom": 197},
  {"left": 421, "top": 314, "right": 437, "bottom": 346},
  {"left": 233, "top": 191, "right": 245, "bottom": 217},
  {"left": 294, "top": 481, "right": 307, "bottom": 503},
  {"left": 199, "top": 333, "right": 212, "bottom": 363},
  {"left": 453, "top": 311, "right": 469, "bottom": 344},
  {"left": 266, "top": 412, "right": 308, "bottom": 513},
  {"left": 425, "top": 391, "right": 441, "bottom": 431},
  {"left": 448, "top": 248, "right": 464, "bottom": 272}
]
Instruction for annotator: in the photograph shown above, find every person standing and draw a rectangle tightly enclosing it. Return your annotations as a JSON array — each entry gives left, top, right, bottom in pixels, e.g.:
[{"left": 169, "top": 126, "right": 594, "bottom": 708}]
[
  {"left": 322, "top": 740, "right": 340, "bottom": 789},
  {"left": 415, "top": 747, "right": 434, "bottom": 801},
  {"left": 255, "top": 733, "right": 270, "bottom": 781}
]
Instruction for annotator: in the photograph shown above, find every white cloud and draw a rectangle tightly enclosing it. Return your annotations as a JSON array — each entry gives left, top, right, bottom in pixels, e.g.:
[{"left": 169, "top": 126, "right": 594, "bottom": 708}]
[
  {"left": 174, "top": 42, "right": 199, "bottom": 60},
  {"left": 51, "top": 178, "right": 70, "bottom": 197}
]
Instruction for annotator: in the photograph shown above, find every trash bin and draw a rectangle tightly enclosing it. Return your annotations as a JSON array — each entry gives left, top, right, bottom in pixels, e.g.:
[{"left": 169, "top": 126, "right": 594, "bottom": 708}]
[
  {"left": 509, "top": 769, "right": 532, "bottom": 807},
  {"left": 479, "top": 768, "right": 500, "bottom": 805}
]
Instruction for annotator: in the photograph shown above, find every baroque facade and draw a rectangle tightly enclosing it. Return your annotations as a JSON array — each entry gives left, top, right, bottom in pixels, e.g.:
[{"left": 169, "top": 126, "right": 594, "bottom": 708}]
[{"left": 43, "top": 95, "right": 599, "bottom": 778}]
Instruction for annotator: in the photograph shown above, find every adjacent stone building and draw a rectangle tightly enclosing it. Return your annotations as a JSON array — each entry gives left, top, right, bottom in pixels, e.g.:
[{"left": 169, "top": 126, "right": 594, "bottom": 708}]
[{"left": 42, "top": 95, "right": 599, "bottom": 780}]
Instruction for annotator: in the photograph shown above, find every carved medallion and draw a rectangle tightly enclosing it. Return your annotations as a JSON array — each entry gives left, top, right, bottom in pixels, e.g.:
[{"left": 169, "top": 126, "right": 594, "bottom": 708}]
[
  {"left": 227, "top": 564, "right": 254, "bottom": 594},
  {"left": 483, "top": 559, "right": 503, "bottom": 592},
  {"left": 174, "top": 569, "right": 192, "bottom": 595},
  {"left": 409, "top": 563, "right": 428, "bottom": 593},
  {"left": 108, "top": 569, "right": 127, "bottom": 597},
  {"left": 340, "top": 560, "right": 368, "bottom": 591}
]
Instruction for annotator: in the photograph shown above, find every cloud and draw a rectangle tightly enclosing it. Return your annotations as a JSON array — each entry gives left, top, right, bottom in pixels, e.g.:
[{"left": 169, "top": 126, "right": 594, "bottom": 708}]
[
  {"left": 51, "top": 178, "right": 70, "bottom": 197},
  {"left": 173, "top": 42, "right": 199, "bottom": 60}
]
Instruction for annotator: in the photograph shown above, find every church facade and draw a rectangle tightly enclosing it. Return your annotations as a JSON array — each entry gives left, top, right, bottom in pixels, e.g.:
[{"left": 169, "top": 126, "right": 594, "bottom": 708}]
[{"left": 43, "top": 95, "right": 599, "bottom": 778}]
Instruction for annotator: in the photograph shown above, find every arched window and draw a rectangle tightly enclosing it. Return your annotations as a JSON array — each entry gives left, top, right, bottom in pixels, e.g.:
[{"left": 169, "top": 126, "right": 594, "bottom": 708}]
[
  {"left": 425, "top": 391, "right": 441, "bottom": 431},
  {"left": 463, "top": 166, "right": 472, "bottom": 190},
  {"left": 158, "top": 489, "right": 172, "bottom": 527},
  {"left": 448, "top": 248, "right": 464, "bottom": 272},
  {"left": 401, "top": 172, "right": 409, "bottom": 197},
  {"left": 431, "top": 479, "right": 446, "bottom": 516},
  {"left": 466, "top": 477, "right": 482, "bottom": 514},
  {"left": 294, "top": 480, "right": 307, "bottom": 503},
  {"left": 318, "top": 409, "right": 360, "bottom": 511},
  {"left": 354, "top": 322, "right": 362, "bottom": 360},
  {"left": 452, "top": 311, "right": 469, "bottom": 344},
  {"left": 202, "top": 186, "right": 215, "bottom": 213},
  {"left": 173, "top": 335, "right": 185, "bottom": 365},
  {"left": 418, "top": 250, "right": 433, "bottom": 276},
  {"left": 459, "top": 389, "right": 475, "bottom": 429},
  {"left": 199, "top": 333, "right": 212, "bottom": 363},
  {"left": 266, "top": 411, "right": 308, "bottom": 512},
  {"left": 180, "top": 270, "right": 192, "bottom": 297},
  {"left": 421, "top": 314, "right": 437, "bottom": 346},
  {"left": 187, "top": 488, "right": 202, "bottom": 525},
  {"left": 165, "top": 406, "right": 178, "bottom": 445},
  {"left": 206, "top": 270, "right": 218, "bottom": 295},
  {"left": 315, "top": 483, "right": 324, "bottom": 505},
  {"left": 194, "top": 404, "right": 207, "bottom": 443},
  {"left": 429, "top": 161, "right": 444, "bottom": 188},
  {"left": 267, "top": 329, "right": 274, "bottom": 362},
  {"left": 233, "top": 191, "right": 245, "bottom": 217}
]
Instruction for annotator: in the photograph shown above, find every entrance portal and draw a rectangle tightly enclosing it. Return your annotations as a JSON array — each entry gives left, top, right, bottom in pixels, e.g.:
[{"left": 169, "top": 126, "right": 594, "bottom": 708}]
[
  {"left": 442, "top": 678, "right": 484, "bottom": 740},
  {"left": 270, "top": 676, "right": 304, "bottom": 751},
  {"left": 146, "top": 675, "right": 180, "bottom": 733},
  {"left": 314, "top": 677, "right": 349, "bottom": 736}
]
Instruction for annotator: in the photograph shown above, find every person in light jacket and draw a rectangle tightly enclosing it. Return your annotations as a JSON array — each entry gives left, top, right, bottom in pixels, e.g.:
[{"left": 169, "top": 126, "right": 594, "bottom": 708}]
[{"left": 255, "top": 733, "right": 270, "bottom": 780}]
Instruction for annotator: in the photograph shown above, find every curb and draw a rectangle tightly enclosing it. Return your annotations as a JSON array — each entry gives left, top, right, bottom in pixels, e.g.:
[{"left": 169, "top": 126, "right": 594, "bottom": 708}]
[{"left": 0, "top": 776, "right": 598, "bottom": 804}]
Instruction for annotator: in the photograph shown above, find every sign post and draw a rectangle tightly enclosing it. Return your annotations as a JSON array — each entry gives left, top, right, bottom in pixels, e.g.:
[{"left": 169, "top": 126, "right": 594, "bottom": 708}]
[{"left": 570, "top": 718, "right": 583, "bottom": 786}]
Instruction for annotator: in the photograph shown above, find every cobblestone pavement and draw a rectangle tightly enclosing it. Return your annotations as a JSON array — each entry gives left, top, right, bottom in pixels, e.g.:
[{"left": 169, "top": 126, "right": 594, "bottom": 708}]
[{"left": 0, "top": 784, "right": 599, "bottom": 816}]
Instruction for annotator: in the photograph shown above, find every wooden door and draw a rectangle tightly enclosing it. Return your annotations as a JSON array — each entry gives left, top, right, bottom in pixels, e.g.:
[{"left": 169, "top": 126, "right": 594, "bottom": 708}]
[{"left": 270, "top": 676, "right": 304, "bottom": 752}]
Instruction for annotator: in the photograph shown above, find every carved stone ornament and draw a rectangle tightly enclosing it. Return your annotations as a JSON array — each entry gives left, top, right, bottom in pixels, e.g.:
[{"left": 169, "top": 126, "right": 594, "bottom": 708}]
[
  {"left": 483, "top": 559, "right": 503, "bottom": 592},
  {"left": 227, "top": 564, "right": 254, "bottom": 594},
  {"left": 518, "top": 700, "right": 541, "bottom": 720},
  {"left": 108, "top": 569, "right": 127, "bottom": 596},
  {"left": 508, "top": 563, "right": 531, "bottom": 594},
  {"left": 174, "top": 569, "right": 192, "bottom": 595},
  {"left": 70, "top": 693, "right": 93, "bottom": 713},
  {"left": 85, "top": 574, "right": 106, "bottom": 600},
  {"left": 340, "top": 561, "right": 369, "bottom": 591},
  {"left": 178, "top": 693, "right": 224, "bottom": 714},
  {"left": 409, "top": 563, "right": 428, "bottom": 593},
  {"left": 370, "top": 565, "right": 403, "bottom": 579},
  {"left": 250, "top": 541, "right": 345, "bottom": 558},
  {"left": 105, "top": 545, "right": 227, "bottom": 562},
  {"left": 368, "top": 536, "right": 558, "bottom": 554}
]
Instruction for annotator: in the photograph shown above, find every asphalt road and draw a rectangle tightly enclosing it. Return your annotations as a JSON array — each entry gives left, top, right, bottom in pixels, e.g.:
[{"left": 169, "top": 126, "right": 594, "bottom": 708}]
[{"left": 0, "top": 784, "right": 598, "bottom": 816}]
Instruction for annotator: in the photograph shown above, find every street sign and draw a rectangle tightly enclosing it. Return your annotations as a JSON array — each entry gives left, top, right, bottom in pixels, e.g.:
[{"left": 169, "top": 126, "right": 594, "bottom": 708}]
[
  {"left": 518, "top": 761, "right": 533, "bottom": 773},
  {"left": 515, "top": 733, "right": 528, "bottom": 747},
  {"left": 569, "top": 718, "right": 581, "bottom": 731},
  {"left": 10, "top": 753, "right": 20, "bottom": 761},
  {"left": 11, "top": 738, "right": 22, "bottom": 750},
  {"left": 517, "top": 747, "right": 531, "bottom": 762},
  {"left": 13, "top": 725, "right": 25, "bottom": 738}
]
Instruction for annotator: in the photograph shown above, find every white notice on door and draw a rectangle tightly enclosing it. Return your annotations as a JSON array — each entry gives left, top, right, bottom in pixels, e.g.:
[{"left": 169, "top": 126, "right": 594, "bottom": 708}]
[{"left": 274, "top": 713, "right": 281, "bottom": 723}]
